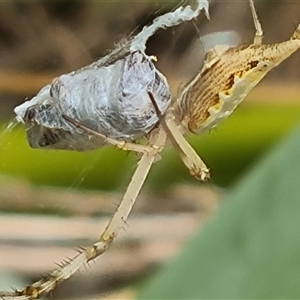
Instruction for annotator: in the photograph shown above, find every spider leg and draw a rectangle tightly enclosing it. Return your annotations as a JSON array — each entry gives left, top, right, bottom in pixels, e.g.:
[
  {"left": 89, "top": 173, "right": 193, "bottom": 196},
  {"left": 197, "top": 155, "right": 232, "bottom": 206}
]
[
  {"left": 62, "top": 114, "right": 160, "bottom": 156},
  {"left": 249, "top": 0, "right": 263, "bottom": 45},
  {"left": 101, "top": 126, "right": 167, "bottom": 241},
  {"left": 148, "top": 92, "right": 209, "bottom": 181},
  {"left": 0, "top": 127, "right": 166, "bottom": 300},
  {"left": 164, "top": 112, "right": 210, "bottom": 181}
]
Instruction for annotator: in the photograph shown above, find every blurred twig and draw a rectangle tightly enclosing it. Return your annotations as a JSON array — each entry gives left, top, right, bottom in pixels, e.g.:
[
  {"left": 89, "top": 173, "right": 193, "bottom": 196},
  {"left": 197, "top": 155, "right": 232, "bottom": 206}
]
[
  {"left": 0, "top": 70, "right": 54, "bottom": 95},
  {"left": 0, "top": 175, "right": 219, "bottom": 216}
]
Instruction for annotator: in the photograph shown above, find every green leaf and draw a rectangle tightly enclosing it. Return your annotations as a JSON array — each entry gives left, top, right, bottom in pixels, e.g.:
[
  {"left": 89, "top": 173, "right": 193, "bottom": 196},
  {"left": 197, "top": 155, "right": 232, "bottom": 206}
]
[{"left": 139, "top": 122, "right": 300, "bottom": 299}]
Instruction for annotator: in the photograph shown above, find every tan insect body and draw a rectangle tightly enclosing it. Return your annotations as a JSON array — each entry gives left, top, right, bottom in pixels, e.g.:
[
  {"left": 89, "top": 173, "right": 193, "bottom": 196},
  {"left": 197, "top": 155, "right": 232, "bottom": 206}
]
[{"left": 175, "top": 30, "right": 300, "bottom": 134}]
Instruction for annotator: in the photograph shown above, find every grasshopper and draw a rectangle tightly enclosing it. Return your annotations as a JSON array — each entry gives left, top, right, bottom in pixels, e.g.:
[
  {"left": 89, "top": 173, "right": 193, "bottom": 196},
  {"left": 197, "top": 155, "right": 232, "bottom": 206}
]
[{"left": 1, "top": 0, "right": 299, "bottom": 299}]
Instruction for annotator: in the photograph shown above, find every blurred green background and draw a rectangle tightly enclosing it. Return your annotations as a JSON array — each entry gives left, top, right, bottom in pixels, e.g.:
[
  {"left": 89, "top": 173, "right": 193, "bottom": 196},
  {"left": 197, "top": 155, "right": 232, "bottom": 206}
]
[
  {"left": 139, "top": 119, "right": 300, "bottom": 299},
  {"left": 1, "top": 101, "right": 300, "bottom": 192},
  {"left": 0, "top": 0, "right": 300, "bottom": 193}
]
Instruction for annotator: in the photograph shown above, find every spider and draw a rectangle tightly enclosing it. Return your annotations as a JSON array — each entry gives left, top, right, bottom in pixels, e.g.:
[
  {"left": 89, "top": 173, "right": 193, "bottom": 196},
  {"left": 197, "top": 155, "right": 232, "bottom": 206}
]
[{"left": 1, "top": 0, "right": 300, "bottom": 299}]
